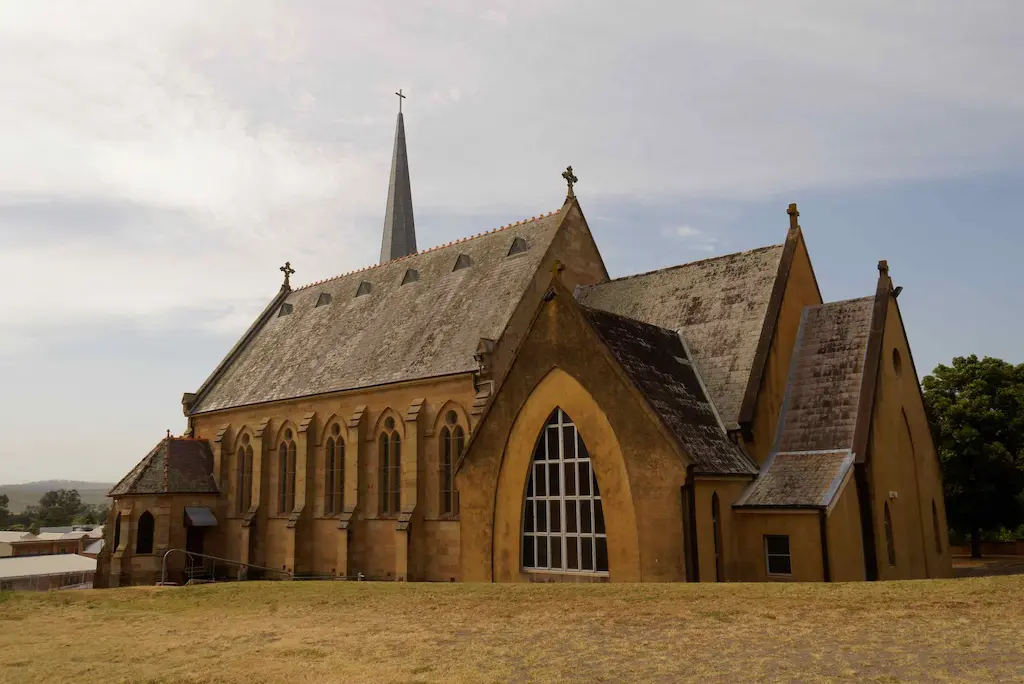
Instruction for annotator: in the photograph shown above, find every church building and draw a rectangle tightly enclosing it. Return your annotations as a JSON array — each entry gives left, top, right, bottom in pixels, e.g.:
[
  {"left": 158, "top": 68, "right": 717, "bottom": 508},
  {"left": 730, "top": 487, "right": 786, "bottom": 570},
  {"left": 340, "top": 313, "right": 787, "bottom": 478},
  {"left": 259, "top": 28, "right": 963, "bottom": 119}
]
[{"left": 99, "top": 103, "right": 952, "bottom": 586}]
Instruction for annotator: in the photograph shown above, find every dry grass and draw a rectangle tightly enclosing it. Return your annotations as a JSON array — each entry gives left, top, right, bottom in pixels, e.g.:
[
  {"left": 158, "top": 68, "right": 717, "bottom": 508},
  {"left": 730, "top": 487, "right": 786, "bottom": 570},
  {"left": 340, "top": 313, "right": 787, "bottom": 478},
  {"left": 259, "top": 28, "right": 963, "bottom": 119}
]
[{"left": 1, "top": 576, "right": 1022, "bottom": 683}]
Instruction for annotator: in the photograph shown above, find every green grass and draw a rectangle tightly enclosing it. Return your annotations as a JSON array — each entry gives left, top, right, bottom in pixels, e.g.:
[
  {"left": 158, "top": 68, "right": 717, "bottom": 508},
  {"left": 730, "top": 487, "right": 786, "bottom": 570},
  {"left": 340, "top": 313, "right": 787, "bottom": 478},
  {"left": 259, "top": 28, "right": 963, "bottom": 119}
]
[{"left": 1, "top": 576, "right": 1022, "bottom": 683}]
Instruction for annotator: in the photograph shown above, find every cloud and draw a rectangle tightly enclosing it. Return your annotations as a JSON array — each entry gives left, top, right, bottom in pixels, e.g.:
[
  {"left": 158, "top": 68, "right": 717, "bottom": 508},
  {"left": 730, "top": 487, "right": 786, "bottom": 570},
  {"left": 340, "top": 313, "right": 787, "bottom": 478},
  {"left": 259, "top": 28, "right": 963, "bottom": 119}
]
[{"left": 663, "top": 225, "right": 720, "bottom": 253}]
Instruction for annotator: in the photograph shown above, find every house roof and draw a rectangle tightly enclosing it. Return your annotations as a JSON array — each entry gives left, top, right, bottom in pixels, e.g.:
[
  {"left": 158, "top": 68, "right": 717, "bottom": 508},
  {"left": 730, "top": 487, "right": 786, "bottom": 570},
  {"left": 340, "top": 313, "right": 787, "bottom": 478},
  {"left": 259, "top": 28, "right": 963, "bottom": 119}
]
[
  {"left": 775, "top": 297, "right": 874, "bottom": 454},
  {"left": 737, "top": 451, "right": 854, "bottom": 508},
  {"left": 84, "top": 539, "right": 104, "bottom": 555},
  {"left": 0, "top": 531, "right": 32, "bottom": 543},
  {"left": 109, "top": 437, "right": 218, "bottom": 497},
  {"left": 579, "top": 305, "right": 757, "bottom": 475},
  {"left": 191, "top": 210, "right": 565, "bottom": 414},
  {"left": 737, "top": 296, "right": 874, "bottom": 508},
  {"left": 0, "top": 554, "right": 96, "bottom": 581},
  {"left": 576, "top": 244, "right": 785, "bottom": 427}
]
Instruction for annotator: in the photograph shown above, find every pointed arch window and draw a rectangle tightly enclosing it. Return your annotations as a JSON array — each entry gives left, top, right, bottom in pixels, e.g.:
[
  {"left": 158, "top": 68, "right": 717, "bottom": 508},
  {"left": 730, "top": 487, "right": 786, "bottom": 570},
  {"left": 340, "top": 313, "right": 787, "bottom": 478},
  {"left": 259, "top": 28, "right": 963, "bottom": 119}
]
[
  {"left": 278, "top": 429, "right": 297, "bottom": 514},
  {"left": 884, "top": 502, "right": 897, "bottom": 566},
  {"left": 439, "top": 410, "right": 464, "bottom": 517},
  {"left": 325, "top": 424, "right": 345, "bottom": 515},
  {"left": 136, "top": 511, "right": 154, "bottom": 555},
  {"left": 113, "top": 513, "right": 122, "bottom": 551},
  {"left": 379, "top": 417, "right": 401, "bottom": 516},
  {"left": 236, "top": 434, "right": 254, "bottom": 514},
  {"left": 522, "top": 408, "right": 608, "bottom": 574},
  {"left": 932, "top": 499, "right": 942, "bottom": 554}
]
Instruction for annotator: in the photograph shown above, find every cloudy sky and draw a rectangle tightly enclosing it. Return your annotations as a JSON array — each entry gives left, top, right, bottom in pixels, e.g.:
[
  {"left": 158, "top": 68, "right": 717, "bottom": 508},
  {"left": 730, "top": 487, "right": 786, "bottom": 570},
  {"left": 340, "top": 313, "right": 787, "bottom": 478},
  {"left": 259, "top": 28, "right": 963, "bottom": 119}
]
[{"left": 1, "top": 1, "right": 1022, "bottom": 485}]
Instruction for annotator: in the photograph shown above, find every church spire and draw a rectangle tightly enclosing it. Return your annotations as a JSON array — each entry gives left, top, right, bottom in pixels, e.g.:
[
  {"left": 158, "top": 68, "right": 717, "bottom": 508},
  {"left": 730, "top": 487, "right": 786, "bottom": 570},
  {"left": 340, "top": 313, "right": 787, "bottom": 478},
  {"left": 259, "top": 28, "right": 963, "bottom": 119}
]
[{"left": 380, "top": 90, "right": 416, "bottom": 264}]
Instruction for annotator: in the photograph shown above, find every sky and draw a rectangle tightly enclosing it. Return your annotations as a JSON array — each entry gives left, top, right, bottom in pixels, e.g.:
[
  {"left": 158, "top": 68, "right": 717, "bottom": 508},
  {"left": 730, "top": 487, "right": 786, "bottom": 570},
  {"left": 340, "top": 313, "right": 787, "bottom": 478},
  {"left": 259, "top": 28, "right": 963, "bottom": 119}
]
[{"left": 0, "top": 1, "right": 1022, "bottom": 484}]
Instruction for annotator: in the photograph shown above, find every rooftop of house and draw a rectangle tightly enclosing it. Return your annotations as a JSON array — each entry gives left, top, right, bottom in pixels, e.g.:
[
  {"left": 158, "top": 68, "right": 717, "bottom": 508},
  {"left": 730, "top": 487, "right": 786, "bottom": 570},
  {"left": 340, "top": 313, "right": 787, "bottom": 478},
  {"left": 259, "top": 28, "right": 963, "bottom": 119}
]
[
  {"left": 109, "top": 437, "right": 217, "bottom": 497},
  {"left": 0, "top": 553, "right": 97, "bottom": 581}
]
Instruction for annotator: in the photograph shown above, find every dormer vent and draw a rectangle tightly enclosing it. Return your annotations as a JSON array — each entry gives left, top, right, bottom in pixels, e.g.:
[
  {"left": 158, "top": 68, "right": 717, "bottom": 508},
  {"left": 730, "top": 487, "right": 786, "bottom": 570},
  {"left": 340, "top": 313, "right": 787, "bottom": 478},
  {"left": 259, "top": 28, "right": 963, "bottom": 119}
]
[
  {"left": 355, "top": 281, "right": 373, "bottom": 297},
  {"left": 401, "top": 269, "right": 420, "bottom": 285},
  {"left": 507, "top": 237, "right": 528, "bottom": 256},
  {"left": 315, "top": 292, "right": 332, "bottom": 307},
  {"left": 278, "top": 302, "right": 294, "bottom": 317},
  {"left": 453, "top": 254, "right": 472, "bottom": 271}
]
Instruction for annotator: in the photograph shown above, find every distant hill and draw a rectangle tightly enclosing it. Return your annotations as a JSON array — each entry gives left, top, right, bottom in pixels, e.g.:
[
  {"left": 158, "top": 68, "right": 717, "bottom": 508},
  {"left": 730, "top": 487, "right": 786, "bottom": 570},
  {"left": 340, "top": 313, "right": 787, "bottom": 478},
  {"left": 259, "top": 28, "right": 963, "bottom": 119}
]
[{"left": 0, "top": 480, "right": 113, "bottom": 512}]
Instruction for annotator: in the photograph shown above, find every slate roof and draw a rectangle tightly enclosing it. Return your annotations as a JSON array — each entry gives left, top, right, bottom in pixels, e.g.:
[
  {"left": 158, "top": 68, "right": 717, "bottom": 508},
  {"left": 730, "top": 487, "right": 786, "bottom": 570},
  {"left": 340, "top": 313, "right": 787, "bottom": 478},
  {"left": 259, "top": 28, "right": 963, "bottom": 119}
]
[
  {"left": 776, "top": 297, "right": 874, "bottom": 454},
  {"left": 737, "top": 296, "right": 874, "bottom": 508},
  {"left": 579, "top": 306, "right": 758, "bottom": 475},
  {"left": 737, "top": 451, "right": 853, "bottom": 507},
  {"left": 192, "top": 211, "right": 564, "bottom": 413},
  {"left": 576, "top": 244, "right": 784, "bottom": 428},
  {"left": 109, "top": 438, "right": 218, "bottom": 497}
]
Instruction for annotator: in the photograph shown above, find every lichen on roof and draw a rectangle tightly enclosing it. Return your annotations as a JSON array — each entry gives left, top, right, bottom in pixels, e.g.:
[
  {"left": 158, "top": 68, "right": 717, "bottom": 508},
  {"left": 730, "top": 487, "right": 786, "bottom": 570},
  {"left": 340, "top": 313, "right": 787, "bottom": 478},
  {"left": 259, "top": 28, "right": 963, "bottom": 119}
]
[
  {"left": 576, "top": 244, "right": 785, "bottom": 427},
  {"left": 192, "top": 211, "right": 563, "bottom": 413},
  {"left": 108, "top": 437, "right": 217, "bottom": 497},
  {"left": 579, "top": 305, "right": 757, "bottom": 476}
]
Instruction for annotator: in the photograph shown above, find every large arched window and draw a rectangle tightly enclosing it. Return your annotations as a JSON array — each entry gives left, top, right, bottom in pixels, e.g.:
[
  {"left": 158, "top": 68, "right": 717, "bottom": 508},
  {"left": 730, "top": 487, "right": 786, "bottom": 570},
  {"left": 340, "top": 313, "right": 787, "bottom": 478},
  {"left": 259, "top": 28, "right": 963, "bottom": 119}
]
[
  {"left": 325, "top": 423, "right": 345, "bottom": 515},
  {"left": 439, "top": 410, "right": 464, "bottom": 516},
  {"left": 278, "top": 429, "right": 296, "bottom": 514},
  {"left": 932, "top": 499, "right": 942, "bottom": 554},
  {"left": 136, "top": 511, "right": 154, "bottom": 554},
  {"left": 884, "top": 502, "right": 897, "bottom": 566},
  {"left": 379, "top": 417, "right": 401, "bottom": 516},
  {"left": 522, "top": 408, "right": 607, "bottom": 574},
  {"left": 113, "top": 512, "right": 122, "bottom": 551},
  {"left": 236, "top": 434, "right": 253, "bottom": 514},
  {"left": 711, "top": 492, "right": 724, "bottom": 582}
]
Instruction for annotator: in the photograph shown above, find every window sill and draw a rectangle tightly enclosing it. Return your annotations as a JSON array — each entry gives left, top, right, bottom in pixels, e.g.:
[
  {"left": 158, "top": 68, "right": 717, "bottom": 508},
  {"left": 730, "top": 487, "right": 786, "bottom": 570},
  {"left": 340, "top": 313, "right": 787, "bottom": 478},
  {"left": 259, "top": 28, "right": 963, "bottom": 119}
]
[{"left": 522, "top": 568, "right": 609, "bottom": 578}]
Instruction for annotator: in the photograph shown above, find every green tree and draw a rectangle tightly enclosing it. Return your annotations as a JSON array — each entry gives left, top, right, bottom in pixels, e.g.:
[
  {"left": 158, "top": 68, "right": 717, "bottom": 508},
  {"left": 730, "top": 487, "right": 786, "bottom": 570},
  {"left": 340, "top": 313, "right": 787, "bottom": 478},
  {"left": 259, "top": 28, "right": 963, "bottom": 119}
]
[
  {"left": 37, "top": 489, "right": 84, "bottom": 528},
  {"left": 0, "top": 494, "right": 9, "bottom": 528},
  {"left": 922, "top": 355, "right": 1024, "bottom": 557}
]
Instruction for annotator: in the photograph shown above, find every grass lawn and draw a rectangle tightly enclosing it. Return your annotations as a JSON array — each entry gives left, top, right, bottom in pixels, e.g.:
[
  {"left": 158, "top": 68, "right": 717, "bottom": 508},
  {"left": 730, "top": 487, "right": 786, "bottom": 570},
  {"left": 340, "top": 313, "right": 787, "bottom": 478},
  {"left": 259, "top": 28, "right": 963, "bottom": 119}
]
[{"left": 1, "top": 576, "right": 1022, "bottom": 683}]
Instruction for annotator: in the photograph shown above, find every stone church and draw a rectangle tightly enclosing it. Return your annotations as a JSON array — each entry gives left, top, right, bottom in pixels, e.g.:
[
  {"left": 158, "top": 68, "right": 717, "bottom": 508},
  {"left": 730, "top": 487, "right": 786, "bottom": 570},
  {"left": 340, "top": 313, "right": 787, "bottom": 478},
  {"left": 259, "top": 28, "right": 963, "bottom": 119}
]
[{"left": 99, "top": 105, "right": 952, "bottom": 586}]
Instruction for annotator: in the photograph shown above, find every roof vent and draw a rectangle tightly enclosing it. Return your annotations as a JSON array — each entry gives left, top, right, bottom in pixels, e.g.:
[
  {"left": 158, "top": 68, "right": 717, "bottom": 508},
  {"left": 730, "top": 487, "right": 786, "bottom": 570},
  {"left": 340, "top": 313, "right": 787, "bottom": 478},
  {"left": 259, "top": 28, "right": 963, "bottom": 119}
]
[
  {"left": 278, "top": 302, "right": 294, "bottom": 317},
  {"left": 315, "top": 292, "right": 332, "bottom": 307},
  {"left": 453, "top": 254, "right": 472, "bottom": 271},
  {"left": 355, "top": 281, "right": 373, "bottom": 297},
  {"left": 401, "top": 268, "right": 419, "bottom": 285},
  {"left": 507, "top": 237, "right": 528, "bottom": 256}
]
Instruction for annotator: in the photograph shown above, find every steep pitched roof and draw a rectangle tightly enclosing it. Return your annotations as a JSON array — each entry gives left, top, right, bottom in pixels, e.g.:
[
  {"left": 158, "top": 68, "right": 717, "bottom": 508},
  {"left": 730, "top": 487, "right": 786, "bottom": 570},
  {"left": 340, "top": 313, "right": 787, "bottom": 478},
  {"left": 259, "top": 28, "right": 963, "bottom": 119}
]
[
  {"left": 579, "top": 305, "right": 757, "bottom": 475},
  {"left": 108, "top": 438, "right": 217, "bottom": 497},
  {"left": 576, "top": 244, "right": 785, "bottom": 427},
  {"left": 192, "top": 211, "right": 564, "bottom": 414},
  {"left": 775, "top": 297, "right": 874, "bottom": 454},
  {"left": 737, "top": 297, "right": 874, "bottom": 508}
]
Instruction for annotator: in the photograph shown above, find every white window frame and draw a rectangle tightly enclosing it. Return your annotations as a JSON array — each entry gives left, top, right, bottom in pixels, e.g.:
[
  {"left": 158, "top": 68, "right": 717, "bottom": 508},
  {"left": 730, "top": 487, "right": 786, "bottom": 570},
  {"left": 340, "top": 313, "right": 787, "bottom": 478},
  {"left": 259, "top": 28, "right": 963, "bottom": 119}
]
[
  {"left": 521, "top": 408, "right": 608, "bottom": 575},
  {"left": 764, "top": 534, "right": 792, "bottom": 576}
]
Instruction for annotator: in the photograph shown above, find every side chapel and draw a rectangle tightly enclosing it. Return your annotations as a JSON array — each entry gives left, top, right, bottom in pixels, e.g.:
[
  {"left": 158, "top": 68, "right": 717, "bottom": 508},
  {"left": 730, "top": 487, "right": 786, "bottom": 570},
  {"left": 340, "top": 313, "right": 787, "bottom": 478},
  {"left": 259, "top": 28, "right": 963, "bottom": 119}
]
[{"left": 99, "top": 103, "right": 952, "bottom": 586}]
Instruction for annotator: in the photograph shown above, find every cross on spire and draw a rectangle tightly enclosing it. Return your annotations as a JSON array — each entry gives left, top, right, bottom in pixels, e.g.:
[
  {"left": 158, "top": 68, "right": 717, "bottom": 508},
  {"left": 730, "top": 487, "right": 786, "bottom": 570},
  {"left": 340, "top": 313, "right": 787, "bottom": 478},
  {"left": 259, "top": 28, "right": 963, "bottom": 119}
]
[
  {"left": 562, "top": 165, "right": 578, "bottom": 200},
  {"left": 280, "top": 261, "right": 295, "bottom": 288},
  {"left": 395, "top": 89, "right": 406, "bottom": 113},
  {"left": 787, "top": 203, "right": 800, "bottom": 231}
]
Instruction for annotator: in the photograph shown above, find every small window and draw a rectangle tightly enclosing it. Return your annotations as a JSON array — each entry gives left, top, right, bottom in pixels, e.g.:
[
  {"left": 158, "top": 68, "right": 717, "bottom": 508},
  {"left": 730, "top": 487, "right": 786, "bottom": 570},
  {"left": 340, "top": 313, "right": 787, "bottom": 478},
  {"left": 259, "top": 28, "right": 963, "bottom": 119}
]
[
  {"left": 892, "top": 348, "right": 902, "bottom": 376},
  {"left": 236, "top": 434, "right": 254, "bottom": 514},
  {"left": 356, "top": 281, "right": 372, "bottom": 297},
  {"left": 379, "top": 425, "right": 402, "bottom": 516},
  {"left": 113, "top": 513, "right": 122, "bottom": 551},
  {"left": 401, "top": 269, "right": 419, "bottom": 285},
  {"left": 136, "top": 511, "right": 155, "bottom": 554},
  {"left": 278, "top": 433, "right": 297, "bottom": 514},
  {"left": 932, "top": 499, "right": 942, "bottom": 554},
  {"left": 884, "top": 503, "right": 897, "bottom": 566},
  {"left": 325, "top": 428, "right": 345, "bottom": 515},
  {"left": 278, "top": 302, "right": 294, "bottom": 317},
  {"left": 315, "top": 292, "right": 332, "bottom": 307},
  {"left": 507, "top": 237, "right": 528, "bottom": 256},
  {"left": 452, "top": 254, "right": 472, "bottom": 271},
  {"left": 764, "top": 535, "right": 791, "bottom": 575}
]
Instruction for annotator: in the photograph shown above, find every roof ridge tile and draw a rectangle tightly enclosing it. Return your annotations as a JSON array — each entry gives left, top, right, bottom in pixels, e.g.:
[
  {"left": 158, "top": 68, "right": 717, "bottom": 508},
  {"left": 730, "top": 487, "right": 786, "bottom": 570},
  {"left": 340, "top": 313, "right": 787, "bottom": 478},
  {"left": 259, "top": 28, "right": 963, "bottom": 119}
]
[{"left": 292, "top": 209, "right": 560, "bottom": 292}]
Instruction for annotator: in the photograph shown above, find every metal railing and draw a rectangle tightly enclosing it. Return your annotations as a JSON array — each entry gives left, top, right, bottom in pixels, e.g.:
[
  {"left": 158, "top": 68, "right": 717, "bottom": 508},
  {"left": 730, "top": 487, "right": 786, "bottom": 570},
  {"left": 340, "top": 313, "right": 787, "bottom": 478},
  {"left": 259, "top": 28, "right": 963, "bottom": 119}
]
[{"left": 159, "top": 549, "right": 293, "bottom": 585}]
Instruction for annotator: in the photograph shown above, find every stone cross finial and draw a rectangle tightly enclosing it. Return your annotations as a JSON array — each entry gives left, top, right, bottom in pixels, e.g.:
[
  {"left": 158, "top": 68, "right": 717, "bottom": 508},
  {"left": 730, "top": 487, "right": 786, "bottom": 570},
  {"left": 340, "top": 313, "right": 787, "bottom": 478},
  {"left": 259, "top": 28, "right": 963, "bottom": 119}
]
[
  {"left": 280, "top": 261, "right": 295, "bottom": 288},
  {"left": 787, "top": 203, "right": 799, "bottom": 231},
  {"left": 562, "top": 166, "right": 578, "bottom": 199},
  {"left": 395, "top": 89, "right": 406, "bottom": 113}
]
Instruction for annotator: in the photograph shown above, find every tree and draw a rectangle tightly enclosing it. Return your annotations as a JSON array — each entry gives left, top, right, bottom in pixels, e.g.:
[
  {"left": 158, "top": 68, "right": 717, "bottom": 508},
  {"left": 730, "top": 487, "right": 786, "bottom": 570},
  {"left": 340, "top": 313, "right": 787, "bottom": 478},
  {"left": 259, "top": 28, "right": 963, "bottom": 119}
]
[
  {"left": 0, "top": 494, "right": 9, "bottom": 528},
  {"left": 922, "top": 355, "right": 1024, "bottom": 557},
  {"left": 36, "top": 489, "right": 83, "bottom": 528}
]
